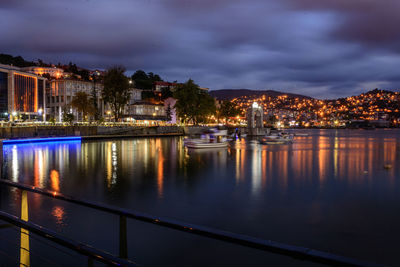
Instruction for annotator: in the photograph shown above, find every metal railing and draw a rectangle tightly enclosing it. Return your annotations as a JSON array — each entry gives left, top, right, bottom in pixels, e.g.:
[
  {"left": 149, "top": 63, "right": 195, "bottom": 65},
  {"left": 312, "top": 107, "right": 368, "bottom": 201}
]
[
  {"left": 0, "top": 210, "right": 137, "bottom": 267},
  {"left": 0, "top": 179, "right": 381, "bottom": 267}
]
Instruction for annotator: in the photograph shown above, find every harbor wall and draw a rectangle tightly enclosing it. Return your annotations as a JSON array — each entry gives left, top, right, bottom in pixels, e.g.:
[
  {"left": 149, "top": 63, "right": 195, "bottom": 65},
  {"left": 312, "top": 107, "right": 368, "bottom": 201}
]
[{"left": 0, "top": 126, "right": 184, "bottom": 139}]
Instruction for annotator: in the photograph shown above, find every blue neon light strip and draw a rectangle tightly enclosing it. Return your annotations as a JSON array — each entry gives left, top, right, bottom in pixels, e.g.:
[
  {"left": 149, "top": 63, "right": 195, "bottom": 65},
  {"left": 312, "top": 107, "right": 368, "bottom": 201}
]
[{"left": 2, "top": 136, "right": 82, "bottom": 145}]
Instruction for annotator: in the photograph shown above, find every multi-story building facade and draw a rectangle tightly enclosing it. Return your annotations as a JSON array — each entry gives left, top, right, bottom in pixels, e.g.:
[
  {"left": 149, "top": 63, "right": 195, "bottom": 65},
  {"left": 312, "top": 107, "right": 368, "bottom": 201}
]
[
  {"left": 47, "top": 79, "right": 104, "bottom": 122},
  {"left": 122, "top": 87, "right": 167, "bottom": 123},
  {"left": 154, "top": 81, "right": 177, "bottom": 92},
  {"left": 0, "top": 64, "right": 46, "bottom": 121},
  {"left": 125, "top": 101, "right": 166, "bottom": 123}
]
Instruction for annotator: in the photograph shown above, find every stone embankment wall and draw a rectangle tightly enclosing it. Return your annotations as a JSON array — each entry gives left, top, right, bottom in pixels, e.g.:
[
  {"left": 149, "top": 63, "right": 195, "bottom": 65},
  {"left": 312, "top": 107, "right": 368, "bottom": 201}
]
[{"left": 0, "top": 126, "right": 184, "bottom": 139}]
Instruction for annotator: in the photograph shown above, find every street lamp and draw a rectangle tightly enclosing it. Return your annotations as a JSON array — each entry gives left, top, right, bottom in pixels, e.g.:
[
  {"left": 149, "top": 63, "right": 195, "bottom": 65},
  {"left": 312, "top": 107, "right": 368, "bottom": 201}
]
[{"left": 38, "top": 108, "right": 44, "bottom": 122}]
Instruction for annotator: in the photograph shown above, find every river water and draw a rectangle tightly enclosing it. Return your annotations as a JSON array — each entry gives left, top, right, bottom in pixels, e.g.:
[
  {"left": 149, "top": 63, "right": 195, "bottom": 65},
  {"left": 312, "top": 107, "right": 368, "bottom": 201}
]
[{"left": 1, "top": 129, "right": 400, "bottom": 266}]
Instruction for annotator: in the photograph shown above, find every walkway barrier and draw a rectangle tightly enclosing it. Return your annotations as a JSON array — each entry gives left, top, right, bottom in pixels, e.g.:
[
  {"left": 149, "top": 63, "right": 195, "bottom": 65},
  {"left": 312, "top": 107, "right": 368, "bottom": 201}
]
[
  {"left": 0, "top": 210, "right": 137, "bottom": 267},
  {"left": 0, "top": 179, "right": 381, "bottom": 267}
]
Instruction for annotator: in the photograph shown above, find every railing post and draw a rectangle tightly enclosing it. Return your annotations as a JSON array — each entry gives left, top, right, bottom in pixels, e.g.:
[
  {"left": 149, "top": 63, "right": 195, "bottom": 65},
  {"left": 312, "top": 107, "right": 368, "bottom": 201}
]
[
  {"left": 20, "top": 190, "right": 30, "bottom": 267},
  {"left": 119, "top": 215, "right": 127, "bottom": 259}
]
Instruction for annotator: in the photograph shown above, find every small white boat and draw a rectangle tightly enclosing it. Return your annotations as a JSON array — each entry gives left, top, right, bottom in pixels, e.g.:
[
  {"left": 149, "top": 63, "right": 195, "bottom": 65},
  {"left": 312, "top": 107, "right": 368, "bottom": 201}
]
[
  {"left": 263, "top": 141, "right": 287, "bottom": 145},
  {"left": 294, "top": 133, "right": 309, "bottom": 137},
  {"left": 262, "top": 133, "right": 293, "bottom": 145},
  {"left": 264, "top": 135, "right": 280, "bottom": 139},
  {"left": 185, "top": 140, "right": 229, "bottom": 149},
  {"left": 184, "top": 128, "right": 229, "bottom": 149}
]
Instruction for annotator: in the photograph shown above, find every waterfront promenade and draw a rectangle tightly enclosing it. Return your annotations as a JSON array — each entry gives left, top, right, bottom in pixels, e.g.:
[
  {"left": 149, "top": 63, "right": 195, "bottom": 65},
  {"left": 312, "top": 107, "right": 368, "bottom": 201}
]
[{"left": 0, "top": 125, "right": 185, "bottom": 140}]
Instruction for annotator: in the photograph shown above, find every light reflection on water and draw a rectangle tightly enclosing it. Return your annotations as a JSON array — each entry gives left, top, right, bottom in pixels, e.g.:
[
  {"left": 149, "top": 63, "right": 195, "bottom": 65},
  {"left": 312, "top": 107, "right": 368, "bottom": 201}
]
[{"left": 1, "top": 130, "right": 400, "bottom": 265}]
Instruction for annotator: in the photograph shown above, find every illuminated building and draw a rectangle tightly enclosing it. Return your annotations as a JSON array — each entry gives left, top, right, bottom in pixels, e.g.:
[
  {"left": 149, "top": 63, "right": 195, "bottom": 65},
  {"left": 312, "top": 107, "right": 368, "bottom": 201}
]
[
  {"left": 22, "top": 66, "right": 64, "bottom": 79},
  {"left": 124, "top": 101, "right": 167, "bottom": 123},
  {"left": 47, "top": 79, "right": 104, "bottom": 122},
  {"left": 0, "top": 64, "right": 46, "bottom": 121},
  {"left": 89, "top": 69, "right": 105, "bottom": 77},
  {"left": 154, "top": 81, "right": 177, "bottom": 92}
]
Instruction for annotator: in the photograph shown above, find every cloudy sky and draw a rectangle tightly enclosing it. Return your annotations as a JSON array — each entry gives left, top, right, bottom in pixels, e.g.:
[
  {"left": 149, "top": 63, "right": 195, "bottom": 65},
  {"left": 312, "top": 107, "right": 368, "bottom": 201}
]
[{"left": 1, "top": 0, "right": 400, "bottom": 98}]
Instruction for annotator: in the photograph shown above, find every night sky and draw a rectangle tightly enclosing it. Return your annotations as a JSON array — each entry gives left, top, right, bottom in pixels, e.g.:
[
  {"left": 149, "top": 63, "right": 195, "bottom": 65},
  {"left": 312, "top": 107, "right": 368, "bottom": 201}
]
[{"left": 1, "top": 0, "right": 400, "bottom": 98}]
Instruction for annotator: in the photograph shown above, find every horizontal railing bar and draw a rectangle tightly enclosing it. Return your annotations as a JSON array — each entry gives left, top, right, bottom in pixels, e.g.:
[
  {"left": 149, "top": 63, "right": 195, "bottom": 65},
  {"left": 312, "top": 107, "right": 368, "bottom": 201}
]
[
  {"left": 0, "top": 179, "right": 381, "bottom": 266},
  {"left": 0, "top": 210, "right": 138, "bottom": 267}
]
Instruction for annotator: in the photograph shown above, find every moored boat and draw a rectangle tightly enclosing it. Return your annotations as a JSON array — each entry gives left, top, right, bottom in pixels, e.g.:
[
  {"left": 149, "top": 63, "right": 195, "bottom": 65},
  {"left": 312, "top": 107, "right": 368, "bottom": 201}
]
[
  {"left": 185, "top": 140, "right": 229, "bottom": 148},
  {"left": 262, "top": 132, "right": 294, "bottom": 145},
  {"left": 184, "top": 128, "right": 229, "bottom": 149},
  {"left": 294, "top": 133, "right": 309, "bottom": 136}
]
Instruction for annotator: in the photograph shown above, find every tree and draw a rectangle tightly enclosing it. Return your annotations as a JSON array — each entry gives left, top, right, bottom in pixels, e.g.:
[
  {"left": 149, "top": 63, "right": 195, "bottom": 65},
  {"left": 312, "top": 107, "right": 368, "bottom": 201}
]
[
  {"left": 131, "top": 70, "right": 163, "bottom": 90},
  {"left": 91, "top": 78, "right": 100, "bottom": 121},
  {"left": 131, "top": 70, "right": 151, "bottom": 90},
  {"left": 173, "top": 79, "right": 216, "bottom": 124},
  {"left": 103, "top": 66, "right": 130, "bottom": 121},
  {"left": 68, "top": 62, "right": 78, "bottom": 74},
  {"left": 218, "top": 101, "right": 241, "bottom": 121},
  {"left": 78, "top": 69, "right": 90, "bottom": 81},
  {"left": 161, "top": 87, "right": 173, "bottom": 100},
  {"left": 166, "top": 104, "right": 172, "bottom": 122},
  {"left": 48, "top": 116, "right": 56, "bottom": 124},
  {"left": 142, "top": 90, "right": 156, "bottom": 100},
  {"left": 0, "top": 53, "right": 36, "bottom": 67},
  {"left": 62, "top": 106, "right": 74, "bottom": 125},
  {"left": 71, "top": 91, "right": 96, "bottom": 121},
  {"left": 131, "top": 70, "right": 148, "bottom": 81}
]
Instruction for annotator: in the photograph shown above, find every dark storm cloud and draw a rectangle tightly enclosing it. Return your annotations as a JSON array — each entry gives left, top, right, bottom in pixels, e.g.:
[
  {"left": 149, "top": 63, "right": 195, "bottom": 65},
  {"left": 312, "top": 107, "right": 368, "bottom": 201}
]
[
  {"left": 1, "top": 0, "right": 400, "bottom": 98},
  {"left": 286, "top": 0, "right": 400, "bottom": 49}
]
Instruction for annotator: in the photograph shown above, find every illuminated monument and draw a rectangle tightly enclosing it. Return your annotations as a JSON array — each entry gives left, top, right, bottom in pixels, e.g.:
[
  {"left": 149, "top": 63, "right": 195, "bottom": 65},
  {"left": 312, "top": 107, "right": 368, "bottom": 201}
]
[
  {"left": 246, "top": 102, "right": 266, "bottom": 136},
  {"left": 0, "top": 64, "right": 46, "bottom": 121}
]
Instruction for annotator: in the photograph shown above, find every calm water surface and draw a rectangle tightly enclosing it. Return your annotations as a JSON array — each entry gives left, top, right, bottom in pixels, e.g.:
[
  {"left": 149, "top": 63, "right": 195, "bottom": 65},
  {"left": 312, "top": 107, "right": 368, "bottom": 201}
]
[{"left": 1, "top": 129, "right": 400, "bottom": 266}]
